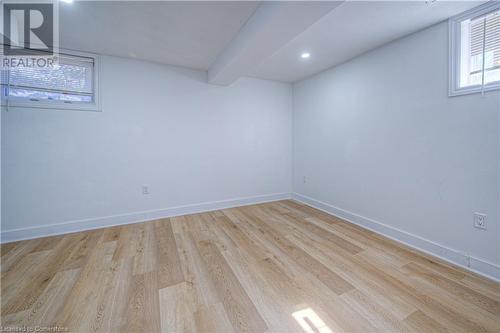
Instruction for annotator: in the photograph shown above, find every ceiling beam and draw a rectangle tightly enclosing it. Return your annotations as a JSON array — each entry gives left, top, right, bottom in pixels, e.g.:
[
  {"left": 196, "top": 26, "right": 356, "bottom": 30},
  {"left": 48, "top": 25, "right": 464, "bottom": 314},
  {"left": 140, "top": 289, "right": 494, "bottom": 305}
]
[{"left": 207, "top": 1, "right": 342, "bottom": 86}]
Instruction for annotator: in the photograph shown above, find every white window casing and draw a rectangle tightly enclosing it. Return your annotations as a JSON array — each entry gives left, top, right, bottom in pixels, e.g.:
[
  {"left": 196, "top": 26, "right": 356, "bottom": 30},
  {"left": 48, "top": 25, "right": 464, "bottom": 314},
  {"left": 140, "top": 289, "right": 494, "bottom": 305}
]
[
  {"left": 449, "top": 1, "right": 500, "bottom": 96},
  {"left": 1, "top": 49, "right": 101, "bottom": 112}
]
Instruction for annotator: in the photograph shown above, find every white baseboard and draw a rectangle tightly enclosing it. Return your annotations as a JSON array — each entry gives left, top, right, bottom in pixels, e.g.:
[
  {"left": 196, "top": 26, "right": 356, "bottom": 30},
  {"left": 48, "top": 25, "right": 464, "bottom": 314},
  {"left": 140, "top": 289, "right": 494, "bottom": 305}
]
[
  {"left": 1, "top": 192, "right": 292, "bottom": 244},
  {"left": 292, "top": 193, "right": 500, "bottom": 282}
]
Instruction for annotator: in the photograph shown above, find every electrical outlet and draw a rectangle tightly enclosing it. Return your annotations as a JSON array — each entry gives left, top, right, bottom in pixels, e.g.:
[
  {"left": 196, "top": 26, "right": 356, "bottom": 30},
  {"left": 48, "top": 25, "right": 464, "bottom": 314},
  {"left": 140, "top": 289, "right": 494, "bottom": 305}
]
[
  {"left": 473, "top": 213, "right": 487, "bottom": 230},
  {"left": 303, "top": 176, "right": 307, "bottom": 184},
  {"left": 142, "top": 185, "right": 149, "bottom": 195}
]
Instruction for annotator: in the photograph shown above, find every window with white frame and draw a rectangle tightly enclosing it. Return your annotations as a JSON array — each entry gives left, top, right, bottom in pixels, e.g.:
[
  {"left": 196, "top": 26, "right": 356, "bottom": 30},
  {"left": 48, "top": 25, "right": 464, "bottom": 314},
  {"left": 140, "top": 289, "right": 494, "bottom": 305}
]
[
  {"left": 449, "top": 2, "right": 500, "bottom": 96},
  {"left": 1, "top": 52, "right": 100, "bottom": 111}
]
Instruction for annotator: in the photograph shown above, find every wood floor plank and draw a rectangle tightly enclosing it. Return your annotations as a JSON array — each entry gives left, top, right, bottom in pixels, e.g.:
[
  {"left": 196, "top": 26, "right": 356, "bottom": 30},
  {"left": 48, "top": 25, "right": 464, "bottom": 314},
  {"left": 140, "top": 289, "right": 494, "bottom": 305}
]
[
  {"left": 112, "top": 223, "right": 135, "bottom": 261},
  {"left": 402, "top": 261, "right": 500, "bottom": 317},
  {"left": 170, "top": 215, "right": 221, "bottom": 308},
  {"left": 267, "top": 203, "right": 365, "bottom": 255},
  {"left": 99, "top": 257, "right": 134, "bottom": 333},
  {"left": 238, "top": 206, "right": 355, "bottom": 295},
  {"left": 143, "top": 270, "right": 162, "bottom": 333},
  {"left": 59, "top": 229, "right": 103, "bottom": 271},
  {"left": 22, "top": 268, "right": 81, "bottom": 327},
  {"left": 397, "top": 262, "right": 500, "bottom": 333},
  {"left": 154, "top": 218, "right": 184, "bottom": 289},
  {"left": 159, "top": 281, "right": 197, "bottom": 333},
  {"left": 194, "top": 303, "right": 234, "bottom": 333},
  {"left": 353, "top": 254, "right": 498, "bottom": 333},
  {"left": 209, "top": 211, "right": 309, "bottom": 332},
  {"left": 341, "top": 289, "right": 413, "bottom": 332},
  {"left": 1, "top": 250, "right": 52, "bottom": 307},
  {"left": 0, "top": 310, "right": 30, "bottom": 327},
  {"left": 460, "top": 274, "right": 500, "bottom": 303},
  {"left": 1, "top": 200, "right": 498, "bottom": 332},
  {"left": 287, "top": 228, "right": 418, "bottom": 320},
  {"left": 132, "top": 223, "right": 153, "bottom": 276},
  {"left": 2, "top": 234, "right": 81, "bottom": 315},
  {"left": 102, "top": 226, "right": 122, "bottom": 243},
  {"left": 29, "top": 235, "right": 65, "bottom": 254},
  {"left": 1, "top": 239, "right": 43, "bottom": 274},
  {"left": 223, "top": 207, "right": 377, "bottom": 333},
  {"left": 196, "top": 239, "right": 268, "bottom": 333},
  {"left": 285, "top": 212, "right": 364, "bottom": 254},
  {"left": 404, "top": 310, "right": 452, "bottom": 333},
  {"left": 54, "top": 240, "right": 116, "bottom": 331},
  {"left": 260, "top": 205, "right": 365, "bottom": 261},
  {"left": 1, "top": 242, "right": 20, "bottom": 258},
  {"left": 123, "top": 271, "right": 147, "bottom": 332},
  {"left": 142, "top": 223, "right": 158, "bottom": 275}
]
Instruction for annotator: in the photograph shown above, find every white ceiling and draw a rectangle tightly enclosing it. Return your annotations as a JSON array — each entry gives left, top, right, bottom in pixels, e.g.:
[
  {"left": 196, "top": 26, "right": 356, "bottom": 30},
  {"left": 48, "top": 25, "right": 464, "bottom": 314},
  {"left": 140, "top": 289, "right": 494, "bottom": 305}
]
[
  {"left": 58, "top": 1, "right": 484, "bottom": 84},
  {"left": 207, "top": 1, "right": 342, "bottom": 85},
  {"left": 252, "top": 1, "right": 484, "bottom": 82},
  {"left": 59, "top": 1, "right": 260, "bottom": 70}
]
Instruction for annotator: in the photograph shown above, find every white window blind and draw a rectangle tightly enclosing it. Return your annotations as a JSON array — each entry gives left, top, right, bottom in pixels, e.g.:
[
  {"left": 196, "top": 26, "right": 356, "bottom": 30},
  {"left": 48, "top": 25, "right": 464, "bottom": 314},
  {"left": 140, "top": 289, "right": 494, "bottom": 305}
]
[
  {"left": 1, "top": 52, "right": 99, "bottom": 110},
  {"left": 450, "top": 2, "right": 500, "bottom": 95},
  {"left": 461, "top": 9, "right": 500, "bottom": 87}
]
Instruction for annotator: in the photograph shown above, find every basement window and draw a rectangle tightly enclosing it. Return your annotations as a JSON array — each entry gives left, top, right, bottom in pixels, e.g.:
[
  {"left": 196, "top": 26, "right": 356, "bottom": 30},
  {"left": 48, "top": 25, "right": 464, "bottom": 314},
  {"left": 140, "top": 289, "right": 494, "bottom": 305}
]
[
  {"left": 1, "top": 51, "right": 100, "bottom": 111},
  {"left": 449, "top": 2, "right": 500, "bottom": 96}
]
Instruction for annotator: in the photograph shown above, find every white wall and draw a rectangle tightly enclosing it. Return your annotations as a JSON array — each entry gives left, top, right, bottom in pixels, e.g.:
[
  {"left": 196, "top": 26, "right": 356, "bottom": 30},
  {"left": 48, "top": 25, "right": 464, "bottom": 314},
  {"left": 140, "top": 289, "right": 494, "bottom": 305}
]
[
  {"left": 293, "top": 22, "right": 499, "bottom": 276},
  {"left": 1, "top": 56, "right": 292, "bottom": 239},
  {"left": 2, "top": 19, "right": 498, "bottom": 280}
]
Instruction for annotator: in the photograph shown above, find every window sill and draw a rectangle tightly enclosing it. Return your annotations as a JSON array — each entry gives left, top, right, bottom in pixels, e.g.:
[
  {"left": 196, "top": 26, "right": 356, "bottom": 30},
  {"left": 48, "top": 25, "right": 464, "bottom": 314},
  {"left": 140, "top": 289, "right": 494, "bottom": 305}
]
[
  {"left": 449, "top": 82, "right": 500, "bottom": 97},
  {"left": 1, "top": 100, "right": 101, "bottom": 112}
]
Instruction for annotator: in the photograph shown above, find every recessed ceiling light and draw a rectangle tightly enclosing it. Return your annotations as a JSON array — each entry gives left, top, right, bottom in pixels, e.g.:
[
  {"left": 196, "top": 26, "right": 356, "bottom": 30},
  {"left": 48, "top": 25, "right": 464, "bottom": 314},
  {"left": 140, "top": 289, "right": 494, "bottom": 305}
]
[
  {"left": 301, "top": 52, "right": 311, "bottom": 59},
  {"left": 60, "top": 0, "right": 74, "bottom": 4}
]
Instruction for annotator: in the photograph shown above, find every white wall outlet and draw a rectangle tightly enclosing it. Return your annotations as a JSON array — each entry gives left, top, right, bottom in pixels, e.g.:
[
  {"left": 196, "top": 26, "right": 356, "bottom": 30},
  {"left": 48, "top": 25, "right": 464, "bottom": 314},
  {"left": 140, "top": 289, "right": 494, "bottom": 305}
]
[
  {"left": 303, "top": 176, "right": 307, "bottom": 184},
  {"left": 142, "top": 185, "right": 149, "bottom": 195},
  {"left": 473, "top": 213, "right": 487, "bottom": 230}
]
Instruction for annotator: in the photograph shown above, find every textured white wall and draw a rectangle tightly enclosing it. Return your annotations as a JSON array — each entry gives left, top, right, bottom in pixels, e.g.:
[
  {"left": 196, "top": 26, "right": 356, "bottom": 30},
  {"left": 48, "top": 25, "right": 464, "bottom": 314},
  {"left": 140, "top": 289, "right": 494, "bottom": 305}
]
[
  {"left": 1, "top": 56, "right": 292, "bottom": 232},
  {"left": 292, "top": 22, "right": 500, "bottom": 266}
]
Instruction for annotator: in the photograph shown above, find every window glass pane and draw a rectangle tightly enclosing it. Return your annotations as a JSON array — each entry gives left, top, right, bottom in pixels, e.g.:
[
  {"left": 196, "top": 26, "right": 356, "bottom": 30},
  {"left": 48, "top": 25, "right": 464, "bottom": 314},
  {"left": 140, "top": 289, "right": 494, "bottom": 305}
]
[
  {"left": 459, "top": 9, "right": 500, "bottom": 88},
  {"left": 5, "top": 55, "right": 93, "bottom": 94},
  {"left": 459, "top": 17, "right": 474, "bottom": 87},
  {"left": 9, "top": 87, "right": 92, "bottom": 103}
]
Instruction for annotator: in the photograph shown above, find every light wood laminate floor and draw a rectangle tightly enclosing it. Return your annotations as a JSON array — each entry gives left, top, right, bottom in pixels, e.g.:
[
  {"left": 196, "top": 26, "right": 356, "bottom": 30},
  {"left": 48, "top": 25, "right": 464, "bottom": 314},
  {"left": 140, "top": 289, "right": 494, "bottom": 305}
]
[{"left": 1, "top": 200, "right": 499, "bottom": 332}]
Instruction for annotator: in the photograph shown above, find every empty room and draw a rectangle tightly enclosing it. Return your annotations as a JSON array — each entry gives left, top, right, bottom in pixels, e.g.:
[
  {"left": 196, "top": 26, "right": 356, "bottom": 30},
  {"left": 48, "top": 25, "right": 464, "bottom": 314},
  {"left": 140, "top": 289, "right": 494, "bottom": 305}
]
[{"left": 1, "top": 0, "right": 499, "bottom": 332}]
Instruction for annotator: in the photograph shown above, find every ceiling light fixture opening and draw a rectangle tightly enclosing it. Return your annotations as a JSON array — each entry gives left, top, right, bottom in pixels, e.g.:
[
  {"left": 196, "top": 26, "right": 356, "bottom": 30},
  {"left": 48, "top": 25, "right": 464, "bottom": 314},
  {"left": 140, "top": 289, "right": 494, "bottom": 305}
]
[{"left": 301, "top": 52, "right": 311, "bottom": 59}]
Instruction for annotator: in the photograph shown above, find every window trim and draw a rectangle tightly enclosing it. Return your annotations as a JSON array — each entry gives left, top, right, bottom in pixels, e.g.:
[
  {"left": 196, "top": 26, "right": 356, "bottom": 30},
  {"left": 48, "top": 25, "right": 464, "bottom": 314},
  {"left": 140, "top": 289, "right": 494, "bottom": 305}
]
[
  {"left": 1, "top": 49, "right": 101, "bottom": 112},
  {"left": 449, "top": 1, "right": 500, "bottom": 97}
]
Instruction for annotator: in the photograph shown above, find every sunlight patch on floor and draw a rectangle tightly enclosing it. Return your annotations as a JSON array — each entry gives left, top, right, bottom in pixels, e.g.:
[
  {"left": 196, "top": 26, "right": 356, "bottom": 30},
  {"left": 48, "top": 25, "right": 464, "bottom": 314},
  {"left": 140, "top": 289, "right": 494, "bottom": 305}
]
[{"left": 292, "top": 307, "right": 333, "bottom": 333}]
